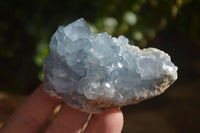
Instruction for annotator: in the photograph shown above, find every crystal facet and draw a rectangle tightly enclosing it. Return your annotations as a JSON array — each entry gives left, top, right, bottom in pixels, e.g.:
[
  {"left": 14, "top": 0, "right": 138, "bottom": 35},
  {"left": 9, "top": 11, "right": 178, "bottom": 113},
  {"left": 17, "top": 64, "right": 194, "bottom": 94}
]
[{"left": 43, "top": 18, "right": 178, "bottom": 113}]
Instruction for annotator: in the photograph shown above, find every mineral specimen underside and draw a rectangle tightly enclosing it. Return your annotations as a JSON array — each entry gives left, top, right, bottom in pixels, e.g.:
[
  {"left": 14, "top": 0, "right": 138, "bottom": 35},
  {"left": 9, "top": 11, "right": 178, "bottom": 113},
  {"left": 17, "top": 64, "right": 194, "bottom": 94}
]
[{"left": 43, "top": 18, "right": 178, "bottom": 113}]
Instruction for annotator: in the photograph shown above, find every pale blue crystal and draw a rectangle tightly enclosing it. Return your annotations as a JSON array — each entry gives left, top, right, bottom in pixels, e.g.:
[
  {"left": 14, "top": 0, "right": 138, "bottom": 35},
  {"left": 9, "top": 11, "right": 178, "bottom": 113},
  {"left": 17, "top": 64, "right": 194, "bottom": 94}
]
[{"left": 43, "top": 18, "right": 178, "bottom": 113}]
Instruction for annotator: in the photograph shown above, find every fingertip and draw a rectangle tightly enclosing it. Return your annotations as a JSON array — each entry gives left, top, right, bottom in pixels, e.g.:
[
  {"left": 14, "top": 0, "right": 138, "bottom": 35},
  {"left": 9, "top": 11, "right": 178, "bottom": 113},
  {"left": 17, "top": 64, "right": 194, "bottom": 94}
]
[
  {"left": 86, "top": 108, "right": 124, "bottom": 133},
  {"left": 101, "top": 108, "right": 124, "bottom": 132}
]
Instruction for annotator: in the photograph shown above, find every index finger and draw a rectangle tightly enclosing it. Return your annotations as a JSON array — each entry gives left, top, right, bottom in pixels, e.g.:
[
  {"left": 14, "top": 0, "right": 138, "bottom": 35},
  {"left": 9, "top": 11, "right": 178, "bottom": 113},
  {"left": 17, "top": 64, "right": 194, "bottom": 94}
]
[{"left": 0, "top": 84, "right": 62, "bottom": 133}]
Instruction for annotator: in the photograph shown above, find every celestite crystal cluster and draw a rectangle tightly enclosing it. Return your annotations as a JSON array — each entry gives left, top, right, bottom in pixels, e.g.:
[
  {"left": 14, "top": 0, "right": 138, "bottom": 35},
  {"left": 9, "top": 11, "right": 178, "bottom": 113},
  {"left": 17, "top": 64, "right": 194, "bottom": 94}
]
[{"left": 43, "top": 18, "right": 178, "bottom": 113}]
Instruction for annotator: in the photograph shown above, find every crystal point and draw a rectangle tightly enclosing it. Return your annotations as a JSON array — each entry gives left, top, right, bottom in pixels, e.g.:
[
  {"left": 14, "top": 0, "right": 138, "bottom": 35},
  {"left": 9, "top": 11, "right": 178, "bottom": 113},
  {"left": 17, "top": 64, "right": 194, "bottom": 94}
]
[{"left": 43, "top": 18, "right": 178, "bottom": 113}]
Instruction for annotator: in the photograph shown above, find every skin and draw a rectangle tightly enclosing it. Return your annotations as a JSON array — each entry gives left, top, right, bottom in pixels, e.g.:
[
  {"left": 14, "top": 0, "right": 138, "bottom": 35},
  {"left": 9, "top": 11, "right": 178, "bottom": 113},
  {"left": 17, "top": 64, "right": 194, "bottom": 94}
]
[{"left": 0, "top": 84, "right": 124, "bottom": 133}]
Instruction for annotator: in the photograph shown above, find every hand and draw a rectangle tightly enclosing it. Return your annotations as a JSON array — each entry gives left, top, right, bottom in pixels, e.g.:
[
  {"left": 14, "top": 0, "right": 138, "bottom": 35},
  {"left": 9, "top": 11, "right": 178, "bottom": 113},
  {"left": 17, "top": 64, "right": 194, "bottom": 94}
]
[{"left": 0, "top": 84, "right": 123, "bottom": 133}]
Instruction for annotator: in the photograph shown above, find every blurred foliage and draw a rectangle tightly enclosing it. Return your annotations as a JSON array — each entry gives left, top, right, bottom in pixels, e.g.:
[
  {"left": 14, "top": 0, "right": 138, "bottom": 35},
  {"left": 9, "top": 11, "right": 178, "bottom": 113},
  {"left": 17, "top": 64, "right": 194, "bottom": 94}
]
[{"left": 0, "top": 0, "right": 199, "bottom": 93}]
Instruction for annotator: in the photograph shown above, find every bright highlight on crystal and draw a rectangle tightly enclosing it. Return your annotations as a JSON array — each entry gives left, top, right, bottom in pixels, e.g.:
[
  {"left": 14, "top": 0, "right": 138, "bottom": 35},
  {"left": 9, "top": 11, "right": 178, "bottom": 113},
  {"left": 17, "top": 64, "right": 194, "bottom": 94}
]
[{"left": 43, "top": 18, "right": 178, "bottom": 113}]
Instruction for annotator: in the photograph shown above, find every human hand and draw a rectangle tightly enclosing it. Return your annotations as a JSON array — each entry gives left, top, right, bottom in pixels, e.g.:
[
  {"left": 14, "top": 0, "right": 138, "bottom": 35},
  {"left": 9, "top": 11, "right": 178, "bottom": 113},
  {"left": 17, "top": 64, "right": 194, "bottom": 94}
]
[{"left": 0, "top": 84, "right": 123, "bottom": 133}]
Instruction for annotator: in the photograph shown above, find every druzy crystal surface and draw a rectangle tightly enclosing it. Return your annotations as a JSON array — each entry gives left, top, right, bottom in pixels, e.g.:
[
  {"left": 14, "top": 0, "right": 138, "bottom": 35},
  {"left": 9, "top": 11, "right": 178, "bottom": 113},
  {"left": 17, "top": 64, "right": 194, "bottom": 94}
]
[{"left": 43, "top": 18, "right": 178, "bottom": 113}]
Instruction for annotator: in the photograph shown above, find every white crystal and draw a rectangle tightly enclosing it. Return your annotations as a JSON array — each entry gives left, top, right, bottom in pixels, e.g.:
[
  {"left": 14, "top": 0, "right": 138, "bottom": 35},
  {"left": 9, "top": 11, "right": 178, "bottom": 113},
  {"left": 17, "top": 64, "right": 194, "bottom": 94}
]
[{"left": 43, "top": 18, "right": 178, "bottom": 113}]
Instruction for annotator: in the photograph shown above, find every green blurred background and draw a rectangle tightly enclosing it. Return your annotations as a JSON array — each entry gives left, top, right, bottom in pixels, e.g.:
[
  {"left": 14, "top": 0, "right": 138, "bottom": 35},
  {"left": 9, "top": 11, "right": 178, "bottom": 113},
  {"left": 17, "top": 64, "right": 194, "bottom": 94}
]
[{"left": 0, "top": 0, "right": 200, "bottom": 132}]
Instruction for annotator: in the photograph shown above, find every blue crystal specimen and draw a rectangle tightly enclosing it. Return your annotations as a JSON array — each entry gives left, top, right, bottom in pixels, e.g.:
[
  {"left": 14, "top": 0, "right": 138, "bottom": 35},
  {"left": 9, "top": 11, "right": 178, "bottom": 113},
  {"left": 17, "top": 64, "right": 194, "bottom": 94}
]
[{"left": 43, "top": 18, "right": 178, "bottom": 113}]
